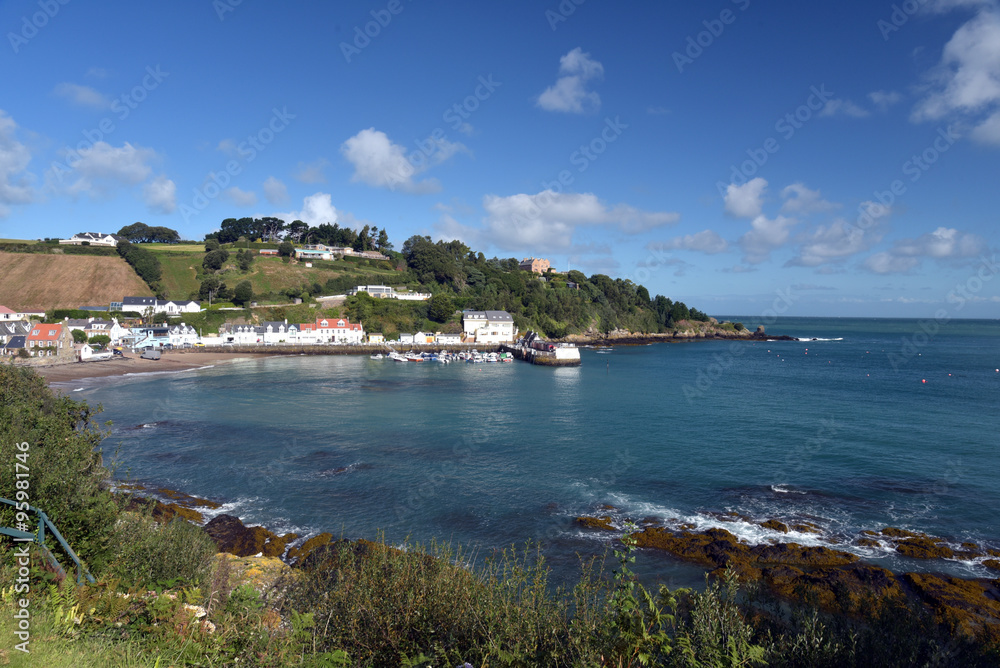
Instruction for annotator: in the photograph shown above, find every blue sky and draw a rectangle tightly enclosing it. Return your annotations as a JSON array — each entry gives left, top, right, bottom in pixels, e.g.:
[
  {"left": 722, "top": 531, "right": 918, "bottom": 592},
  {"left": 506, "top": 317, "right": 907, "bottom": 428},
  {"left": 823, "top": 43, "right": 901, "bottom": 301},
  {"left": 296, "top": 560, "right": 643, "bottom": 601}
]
[{"left": 2, "top": 0, "right": 998, "bottom": 317}]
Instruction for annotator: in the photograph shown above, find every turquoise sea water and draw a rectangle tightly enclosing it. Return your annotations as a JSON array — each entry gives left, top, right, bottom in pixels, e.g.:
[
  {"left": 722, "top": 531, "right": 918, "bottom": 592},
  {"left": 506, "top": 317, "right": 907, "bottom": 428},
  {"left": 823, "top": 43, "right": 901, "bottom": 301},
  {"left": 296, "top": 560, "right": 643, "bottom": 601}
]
[{"left": 68, "top": 317, "right": 1000, "bottom": 585}]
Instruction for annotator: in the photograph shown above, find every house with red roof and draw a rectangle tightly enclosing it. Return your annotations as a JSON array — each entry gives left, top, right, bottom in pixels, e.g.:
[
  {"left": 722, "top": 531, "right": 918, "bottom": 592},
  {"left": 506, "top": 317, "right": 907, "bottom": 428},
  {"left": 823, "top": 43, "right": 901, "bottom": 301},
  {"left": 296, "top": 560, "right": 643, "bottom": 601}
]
[
  {"left": 26, "top": 323, "right": 73, "bottom": 358},
  {"left": 305, "top": 317, "right": 365, "bottom": 344}
]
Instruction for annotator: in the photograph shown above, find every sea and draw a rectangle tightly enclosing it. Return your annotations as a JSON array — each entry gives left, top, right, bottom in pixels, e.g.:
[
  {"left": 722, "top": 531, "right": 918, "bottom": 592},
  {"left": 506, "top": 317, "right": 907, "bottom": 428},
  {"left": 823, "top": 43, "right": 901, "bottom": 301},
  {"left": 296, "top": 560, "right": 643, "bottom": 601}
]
[{"left": 65, "top": 317, "right": 1000, "bottom": 588}]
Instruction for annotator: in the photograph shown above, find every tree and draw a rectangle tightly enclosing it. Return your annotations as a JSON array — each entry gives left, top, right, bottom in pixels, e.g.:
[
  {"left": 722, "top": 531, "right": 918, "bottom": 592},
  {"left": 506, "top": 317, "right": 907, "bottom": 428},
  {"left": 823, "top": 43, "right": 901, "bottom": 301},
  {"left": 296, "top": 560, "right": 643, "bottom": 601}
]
[
  {"left": 233, "top": 280, "right": 254, "bottom": 306},
  {"left": 205, "top": 238, "right": 221, "bottom": 252},
  {"left": 259, "top": 216, "right": 286, "bottom": 242},
  {"left": 203, "top": 249, "right": 230, "bottom": 272},
  {"left": 71, "top": 329, "right": 88, "bottom": 343},
  {"left": 277, "top": 241, "right": 295, "bottom": 258},
  {"left": 236, "top": 248, "right": 253, "bottom": 271},
  {"left": 88, "top": 334, "right": 111, "bottom": 348},
  {"left": 286, "top": 220, "right": 309, "bottom": 243},
  {"left": 376, "top": 228, "right": 392, "bottom": 252},
  {"left": 428, "top": 293, "right": 454, "bottom": 323},
  {"left": 199, "top": 276, "right": 227, "bottom": 305}
]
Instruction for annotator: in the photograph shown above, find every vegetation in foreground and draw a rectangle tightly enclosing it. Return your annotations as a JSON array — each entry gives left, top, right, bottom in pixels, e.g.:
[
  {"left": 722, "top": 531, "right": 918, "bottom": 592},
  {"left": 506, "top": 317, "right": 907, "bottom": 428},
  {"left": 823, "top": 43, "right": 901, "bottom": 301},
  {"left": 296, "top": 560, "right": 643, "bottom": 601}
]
[{"left": 2, "top": 366, "right": 999, "bottom": 667}]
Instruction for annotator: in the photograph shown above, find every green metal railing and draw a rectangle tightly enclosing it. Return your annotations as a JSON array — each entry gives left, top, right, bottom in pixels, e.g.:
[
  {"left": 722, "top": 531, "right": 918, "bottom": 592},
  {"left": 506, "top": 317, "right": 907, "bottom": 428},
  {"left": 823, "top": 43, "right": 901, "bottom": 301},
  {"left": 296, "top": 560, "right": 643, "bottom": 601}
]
[{"left": 0, "top": 498, "right": 95, "bottom": 585}]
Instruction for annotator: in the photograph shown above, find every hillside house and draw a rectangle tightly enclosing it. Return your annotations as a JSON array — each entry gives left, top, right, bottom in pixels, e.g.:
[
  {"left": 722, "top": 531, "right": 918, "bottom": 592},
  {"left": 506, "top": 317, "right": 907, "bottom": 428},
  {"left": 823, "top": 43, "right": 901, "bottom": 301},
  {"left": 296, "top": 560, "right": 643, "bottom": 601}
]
[
  {"left": 435, "top": 332, "right": 461, "bottom": 345},
  {"left": 519, "top": 258, "right": 550, "bottom": 274},
  {"left": 462, "top": 310, "right": 516, "bottom": 344},
  {"left": 121, "top": 297, "right": 201, "bottom": 315},
  {"left": 26, "top": 323, "right": 73, "bottom": 358},
  {"left": 59, "top": 232, "right": 122, "bottom": 247}
]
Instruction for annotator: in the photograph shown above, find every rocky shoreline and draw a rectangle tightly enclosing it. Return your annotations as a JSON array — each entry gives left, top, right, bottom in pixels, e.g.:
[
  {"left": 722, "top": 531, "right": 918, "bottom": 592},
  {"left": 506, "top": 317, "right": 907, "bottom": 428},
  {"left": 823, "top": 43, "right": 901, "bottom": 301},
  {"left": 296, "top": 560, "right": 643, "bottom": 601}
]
[
  {"left": 575, "top": 513, "right": 1000, "bottom": 641},
  {"left": 559, "top": 322, "right": 797, "bottom": 346},
  {"left": 117, "top": 482, "right": 1000, "bottom": 642}
]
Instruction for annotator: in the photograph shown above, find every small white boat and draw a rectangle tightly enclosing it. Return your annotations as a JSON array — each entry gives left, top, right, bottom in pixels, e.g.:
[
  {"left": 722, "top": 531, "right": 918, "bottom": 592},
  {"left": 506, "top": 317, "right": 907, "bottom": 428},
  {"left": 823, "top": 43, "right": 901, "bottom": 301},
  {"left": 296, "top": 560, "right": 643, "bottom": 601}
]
[{"left": 370, "top": 353, "right": 384, "bottom": 360}]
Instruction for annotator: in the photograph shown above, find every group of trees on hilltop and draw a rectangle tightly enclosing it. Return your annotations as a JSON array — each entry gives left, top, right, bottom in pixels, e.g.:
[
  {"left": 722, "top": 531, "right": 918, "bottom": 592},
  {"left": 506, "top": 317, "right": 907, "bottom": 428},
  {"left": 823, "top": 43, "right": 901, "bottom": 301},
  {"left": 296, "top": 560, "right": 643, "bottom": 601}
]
[
  {"left": 117, "top": 222, "right": 179, "bottom": 243},
  {"left": 207, "top": 217, "right": 392, "bottom": 253},
  {"left": 384, "top": 234, "right": 711, "bottom": 337}
]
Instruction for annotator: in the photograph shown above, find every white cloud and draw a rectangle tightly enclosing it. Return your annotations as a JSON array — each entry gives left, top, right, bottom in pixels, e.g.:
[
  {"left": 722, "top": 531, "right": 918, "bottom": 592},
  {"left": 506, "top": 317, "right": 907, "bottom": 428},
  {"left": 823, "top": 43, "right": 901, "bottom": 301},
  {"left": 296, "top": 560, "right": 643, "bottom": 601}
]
[
  {"left": 868, "top": 90, "right": 902, "bottom": 111},
  {"left": 225, "top": 186, "right": 257, "bottom": 207},
  {"left": 911, "top": 9, "right": 1000, "bottom": 145},
  {"left": 819, "top": 99, "right": 870, "bottom": 118},
  {"left": 780, "top": 183, "right": 838, "bottom": 215},
  {"left": 274, "top": 192, "right": 339, "bottom": 227},
  {"left": 863, "top": 252, "right": 920, "bottom": 274},
  {"left": 262, "top": 176, "right": 288, "bottom": 205},
  {"left": 294, "top": 158, "right": 329, "bottom": 184},
  {"left": 51, "top": 141, "right": 156, "bottom": 197},
  {"left": 536, "top": 47, "right": 604, "bottom": 114},
  {"left": 143, "top": 174, "right": 176, "bottom": 214},
  {"left": 481, "top": 190, "right": 679, "bottom": 252},
  {"left": 341, "top": 128, "right": 460, "bottom": 194},
  {"left": 892, "top": 226, "right": 987, "bottom": 258},
  {"left": 738, "top": 214, "right": 796, "bottom": 264},
  {"left": 862, "top": 226, "right": 988, "bottom": 273},
  {"left": 0, "top": 111, "right": 34, "bottom": 217},
  {"left": 216, "top": 139, "right": 238, "bottom": 155},
  {"left": 53, "top": 83, "right": 110, "bottom": 110},
  {"left": 724, "top": 178, "right": 767, "bottom": 218},
  {"left": 650, "top": 230, "right": 728, "bottom": 254},
  {"left": 786, "top": 218, "right": 877, "bottom": 267}
]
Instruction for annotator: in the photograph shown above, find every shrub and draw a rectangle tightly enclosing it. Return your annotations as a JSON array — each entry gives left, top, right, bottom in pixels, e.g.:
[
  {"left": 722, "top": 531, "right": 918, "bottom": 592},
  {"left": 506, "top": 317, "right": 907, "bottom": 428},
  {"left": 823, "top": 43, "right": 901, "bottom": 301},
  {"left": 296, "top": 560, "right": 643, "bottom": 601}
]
[{"left": 105, "top": 513, "right": 217, "bottom": 587}]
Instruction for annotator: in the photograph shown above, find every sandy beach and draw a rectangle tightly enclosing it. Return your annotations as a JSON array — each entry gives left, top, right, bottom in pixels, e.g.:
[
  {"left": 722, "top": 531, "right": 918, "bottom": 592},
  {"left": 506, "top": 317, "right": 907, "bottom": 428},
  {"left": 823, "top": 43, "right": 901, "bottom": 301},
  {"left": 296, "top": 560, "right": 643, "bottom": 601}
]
[{"left": 33, "top": 351, "right": 271, "bottom": 385}]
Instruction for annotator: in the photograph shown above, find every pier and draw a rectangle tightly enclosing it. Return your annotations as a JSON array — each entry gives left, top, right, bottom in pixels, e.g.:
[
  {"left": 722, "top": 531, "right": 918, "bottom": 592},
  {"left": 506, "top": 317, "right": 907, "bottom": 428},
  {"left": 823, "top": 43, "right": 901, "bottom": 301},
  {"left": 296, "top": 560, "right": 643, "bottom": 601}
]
[{"left": 502, "top": 332, "right": 581, "bottom": 367}]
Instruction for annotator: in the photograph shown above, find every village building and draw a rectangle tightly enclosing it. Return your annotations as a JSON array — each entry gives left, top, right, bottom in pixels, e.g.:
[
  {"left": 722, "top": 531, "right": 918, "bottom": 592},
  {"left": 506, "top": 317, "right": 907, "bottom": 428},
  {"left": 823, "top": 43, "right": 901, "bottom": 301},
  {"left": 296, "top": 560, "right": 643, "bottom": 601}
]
[
  {"left": 0, "top": 305, "right": 29, "bottom": 321},
  {"left": 59, "top": 232, "right": 122, "bottom": 247},
  {"left": 168, "top": 324, "right": 200, "bottom": 347},
  {"left": 0, "top": 321, "right": 32, "bottom": 347},
  {"left": 435, "top": 332, "right": 462, "bottom": 345},
  {"left": 119, "top": 297, "right": 201, "bottom": 315},
  {"left": 63, "top": 317, "right": 127, "bottom": 345},
  {"left": 26, "top": 323, "right": 73, "bottom": 358},
  {"left": 462, "top": 310, "right": 516, "bottom": 344},
  {"left": 367, "top": 333, "right": 385, "bottom": 344},
  {"left": 346, "top": 285, "right": 431, "bottom": 301},
  {"left": 307, "top": 317, "right": 364, "bottom": 344},
  {"left": 2, "top": 335, "right": 26, "bottom": 356}
]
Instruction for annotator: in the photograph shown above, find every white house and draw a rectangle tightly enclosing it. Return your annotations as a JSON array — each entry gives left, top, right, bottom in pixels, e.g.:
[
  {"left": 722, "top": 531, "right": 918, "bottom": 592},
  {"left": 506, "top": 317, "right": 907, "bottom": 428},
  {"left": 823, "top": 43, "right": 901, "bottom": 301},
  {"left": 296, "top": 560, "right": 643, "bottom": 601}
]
[
  {"left": 0, "top": 305, "right": 28, "bottom": 321},
  {"left": 398, "top": 333, "right": 414, "bottom": 344},
  {"left": 303, "top": 317, "right": 364, "bottom": 344},
  {"left": 413, "top": 331, "right": 435, "bottom": 344},
  {"left": 260, "top": 321, "right": 298, "bottom": 344},
  {"left": 435, "top": 332, "right": 461, "bottom": 345},
  {"left": 462, "top": 310, "right": 516, "bottom": 344},
  {"left": 168, "top": 324, "right": 199, "bottom": 347},
  {"left": 59, "top": 232, "right": 122, "bottom": 247},
  {"left": 346, "top": 285, "right": 431, "bottom": 301},
  {"left": 64, "top": 317, "right": 127, "bottom": 345},
  {"left": 121, "top": 297, "right": 201, "bottom": 315}
]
